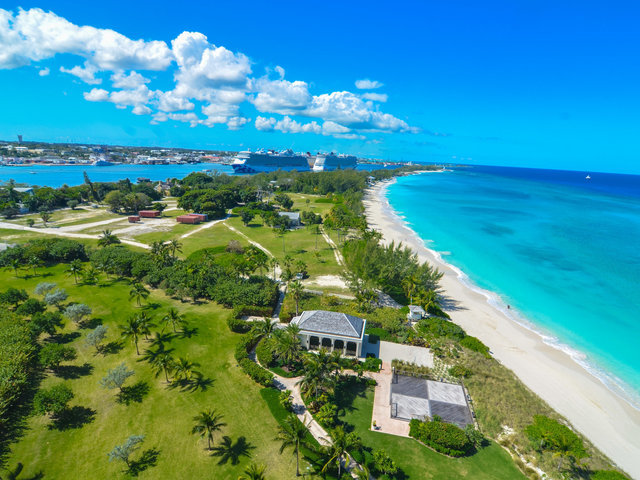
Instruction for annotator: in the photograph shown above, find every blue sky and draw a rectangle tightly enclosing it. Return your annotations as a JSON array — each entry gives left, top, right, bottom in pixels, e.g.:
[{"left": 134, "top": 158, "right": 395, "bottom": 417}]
[{"left": 0, "top": 1, "right": 639, "bottom": 174}]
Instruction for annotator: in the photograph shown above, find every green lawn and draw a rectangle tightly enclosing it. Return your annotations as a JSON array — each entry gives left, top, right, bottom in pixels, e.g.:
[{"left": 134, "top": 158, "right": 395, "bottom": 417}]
[
  {"left": 337, "top": 381, "right": 526, "bottom": 480},
  {"left": 180, "top": 222, "right": 248, "bottom": 258},
  {"left": 226, "top": 215, "right": 342, "bottom": 279},
  {"left": 3, "top": 265, "right": 298, "bottom": 479}
]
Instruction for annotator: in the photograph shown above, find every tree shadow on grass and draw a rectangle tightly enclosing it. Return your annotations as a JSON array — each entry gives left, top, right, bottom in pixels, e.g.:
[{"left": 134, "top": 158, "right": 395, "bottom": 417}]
[
  {"left": 333, "top": 376, "right": 368, "bottom": 416},
  {"left": 50, "top": 406, "right": 96, "bottom": 431},
  {"left": 126, "top": 448, "right": 160, "bottom": 477},
  {"left": 55, "top": 362, "right": 94, "bottom": 380},
  {"left": 177, "top": 326, "right": 198, "bottom": 339},
  {"left": 142, "top": 302, "right": 162, "bottom": 311},
  {"left": 80, "top": 317, "right": 103, "bottom": 329},
  {"left": 168, "top": 375, "right": 213, "bottom": 393},
  {"left": 116, "top": 381, "right": 150, "bottom": 405},
  {"left": 210, "top": 436, "right": 254, "bottom": 465},
  {"left": 54, "top": 331, "right": 81, "bottom": 344},
  {"left": 100, "top": 340, "right": 124, "bottom": 355}
]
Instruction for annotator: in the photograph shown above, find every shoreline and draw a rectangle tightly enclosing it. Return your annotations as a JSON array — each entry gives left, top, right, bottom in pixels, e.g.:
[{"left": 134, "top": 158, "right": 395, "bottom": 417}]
[{"left": 364, "top": 176, "right": 640, "bottom": 478}]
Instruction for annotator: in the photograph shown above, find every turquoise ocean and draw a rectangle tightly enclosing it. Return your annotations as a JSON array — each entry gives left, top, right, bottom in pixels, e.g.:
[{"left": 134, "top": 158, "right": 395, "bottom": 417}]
[{"left": 386, "top": 166, "right": 640, "bottom": 409}]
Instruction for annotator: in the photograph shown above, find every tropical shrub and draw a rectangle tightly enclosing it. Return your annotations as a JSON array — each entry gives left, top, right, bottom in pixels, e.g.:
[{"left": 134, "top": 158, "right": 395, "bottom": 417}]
[
  {"left": 459, "top": 336, "right": 491, "bottom": 358},
  {"left": 409, "top": 418, "right": 472, "bottom": 457},
  {"left": 525, "top": 415, "right": 588, "bottom": 461},
  {"left": 362, "top": 357, "right": 382, "bottom": 372}
]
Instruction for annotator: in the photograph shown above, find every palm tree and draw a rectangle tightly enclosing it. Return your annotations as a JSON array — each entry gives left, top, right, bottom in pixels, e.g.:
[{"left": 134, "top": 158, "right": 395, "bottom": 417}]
[
  {"left": 85, "top": 265, "right": 101, "bottom": 283},
  {"left": 120, "top": 316, "right": 143, "bottom": 355},
  {"left": 191, "top": 409, "right": 226, "bottom": 450},
  {"left": 152, "top": 352, "right": 175, "bottom": 383},
  {"left": 250, "top": 318, "right": 275, "bottom": 340},
  {"left": 129, "top": 282, "right": 150, "bottom": 307},
  {"left": 134, "top": 311, "right": 155, "bottom": 340},
  {"left": 267, "top": 257, "right": 279, "bottom": 281},
  {"left": 160, "top": 308, "right": 185, "bottom": 333},
  {"left": 276, "top": 415, "right": 312, "bottom": 476},
  {"left": 174, "top": 357, "right": 198, "bottom": 383},
  {"left": 402, "top": 274, "right": 420, "bottom": 304},
  {"left": 322, "top": 426, "right": 361, "bottom": 478},
  {"left": 7, "top": 257, "right": 23, "bottom": 278},
  {"left": 98, "top": 229, "right": 120, "bottom": 247},
  {"left": 288, "top": 280, "right": 304, "bottom": 316},
  {"left": 66, "top": 259, "right": 83, "bottom": 284},
  {"left": 168, "top": 238, "right": 182, "bottom": 258},
  {"left": 27, "top": 256, "right": 42, "bottom": 276},
  {"left": 238, "top": 463, "right": 267, "bottom": 480},
  {"left": 272, "top": 325, "right": 301, "bottom": 368},
  {"left": 418, "top": 288, "right": 439, "bottom": 314}
]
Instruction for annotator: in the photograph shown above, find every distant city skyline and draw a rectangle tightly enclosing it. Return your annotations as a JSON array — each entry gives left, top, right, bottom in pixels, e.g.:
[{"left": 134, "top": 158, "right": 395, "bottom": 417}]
[{"left": 1, "top": 1, "right": 639, "bottom": 174}]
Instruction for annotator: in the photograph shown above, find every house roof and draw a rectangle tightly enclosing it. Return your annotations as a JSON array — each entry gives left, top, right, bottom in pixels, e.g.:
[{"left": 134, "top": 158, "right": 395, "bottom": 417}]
[
  {"left": 292, "top": 310, "right": 365, "bottom": 339},
  {"left": 278, "top": 211, "right": 300, "bottom": 221},
  {"left": 408, "top": 305, "right": 426, "bottom": 314}
]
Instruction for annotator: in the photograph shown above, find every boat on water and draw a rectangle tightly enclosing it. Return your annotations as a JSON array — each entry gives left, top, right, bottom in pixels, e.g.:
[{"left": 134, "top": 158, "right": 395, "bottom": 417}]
[
  {"left": 312, "top": 152, "right": 358, "bottom": 172},
  {"left": 586, "top": 174, "right": 591, "bottom": 179},
  {"left": 92, "top": 159, "right": 114, "bottom": 166},
  {"left": 231, "top": 149, "right": 311, "bottom": 173}
]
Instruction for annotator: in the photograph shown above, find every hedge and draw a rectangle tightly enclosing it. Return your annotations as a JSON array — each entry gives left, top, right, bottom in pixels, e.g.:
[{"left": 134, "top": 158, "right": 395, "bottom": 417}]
[
  {"left": 409, "top": 418, "right": 471, "bottom": 457},
  {"left": 234, "top": 335, "right": 274, "bottom": 387},
  {"left": 255, "top": 339, "right": 275, "bottom": 367},
  {"left": 239, "top": 358, "right": 274, "bottom": 387}
]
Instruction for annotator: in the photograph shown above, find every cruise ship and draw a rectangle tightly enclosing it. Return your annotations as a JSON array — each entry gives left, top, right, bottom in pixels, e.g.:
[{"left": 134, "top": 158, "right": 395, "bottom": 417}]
[
  {"left": 91, "top": 155, "right": 114, "bottom": 166},
  {"left": 231, "top": 149, "right": 311, "bottom": 173},
  {"left": 312, "top": 152, "right": 358, "bottom": 172}
]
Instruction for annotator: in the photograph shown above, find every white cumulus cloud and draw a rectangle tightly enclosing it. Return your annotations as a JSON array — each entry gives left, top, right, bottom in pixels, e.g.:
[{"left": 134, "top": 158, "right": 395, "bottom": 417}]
[
  {"left": 111, "top": 70, "right": 149, "bottom": 89},
  {"left": 0, "top": 7, "right": 416, "bottom": 135},
  {"left": 355, "top": 79, "right": 383, "bottom": 89},
  {"left": 83, "top": 88, "right": 109, "bottom": 102},
  {"left": 362, "top": 92, "right": 388, "bottom": 102},
  {"left": 255, "top": 116, "right": 277, "bottom": 131},
  {"left": 60, "top": 62, "right": 101, "bottom": 84},
  {"left": 0, "top": 8, "right": 173, "bottom": 71}
]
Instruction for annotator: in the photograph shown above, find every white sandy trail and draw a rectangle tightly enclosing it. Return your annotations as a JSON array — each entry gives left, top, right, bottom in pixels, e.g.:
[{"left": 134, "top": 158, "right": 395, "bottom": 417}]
[
  {"left": 365, "top": 179, "right": 640, "bottom": 478},
  {"left": 0, "top": 221, "right": 150, "bottom": 250},
  {"left": 320, "top": 226, "right": 344, "bottom": 267}
]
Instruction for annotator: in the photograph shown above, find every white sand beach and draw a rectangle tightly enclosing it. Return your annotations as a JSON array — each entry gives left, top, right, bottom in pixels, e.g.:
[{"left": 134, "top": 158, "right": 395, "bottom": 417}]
[{"left": 364, "top": 178, "right": 640, "bottom": 479}]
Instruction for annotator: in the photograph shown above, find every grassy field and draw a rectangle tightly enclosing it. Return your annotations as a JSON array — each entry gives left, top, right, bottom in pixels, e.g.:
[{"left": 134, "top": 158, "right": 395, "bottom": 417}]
[
  {"left": 337, "top": 381, "right": 526, "bottom": 480},
  {"left": 180, "top": 222, "right": 248, "bottom": 258},
  {"left": 3, "top": 265, "right": 298, "bottom": 479},
  {"left": 226, "top": 215, "right": 342, "bottom": 279}
]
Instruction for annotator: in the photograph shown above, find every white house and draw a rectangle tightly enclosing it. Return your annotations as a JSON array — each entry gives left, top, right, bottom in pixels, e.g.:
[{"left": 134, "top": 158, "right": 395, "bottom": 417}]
[
  {"left": 407, "top": 305, "right": 427, "bottom": 322},
  {"left": 278, "top": 211, "right": 301, "bottom": 228},
  {"left": 291, "top": 310, "right": 366, "bottom": 357}
]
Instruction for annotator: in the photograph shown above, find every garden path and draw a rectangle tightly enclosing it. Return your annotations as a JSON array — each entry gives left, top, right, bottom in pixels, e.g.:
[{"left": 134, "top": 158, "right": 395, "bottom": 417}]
[
  {"left": 0, "top": 221, "right": 151, "bottom": 250},
  {"left": 320, "top": 226, "right": 344, "bottom": 266}
]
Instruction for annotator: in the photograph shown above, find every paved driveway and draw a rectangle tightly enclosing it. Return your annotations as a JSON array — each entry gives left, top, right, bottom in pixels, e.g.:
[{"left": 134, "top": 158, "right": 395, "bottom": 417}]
[{"left": 363, "top": 338, "right": 433, "bottom": 367}]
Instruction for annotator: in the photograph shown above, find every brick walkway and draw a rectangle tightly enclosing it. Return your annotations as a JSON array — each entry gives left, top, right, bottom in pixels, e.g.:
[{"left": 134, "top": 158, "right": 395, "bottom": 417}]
[{"left": 369, "top": 362, "right": 411, "bottom": 437}]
